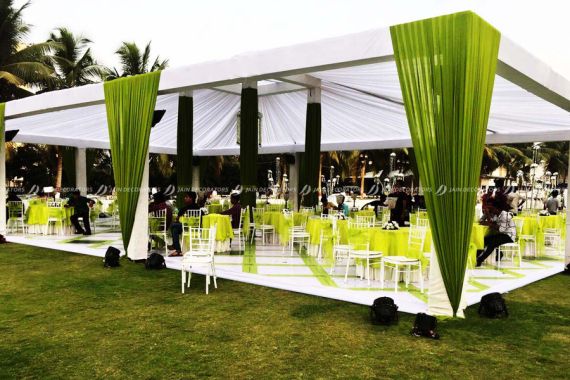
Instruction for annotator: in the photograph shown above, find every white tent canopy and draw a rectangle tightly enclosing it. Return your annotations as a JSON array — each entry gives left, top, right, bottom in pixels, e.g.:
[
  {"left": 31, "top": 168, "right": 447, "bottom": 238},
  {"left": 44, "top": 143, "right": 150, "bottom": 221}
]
[{"left": 4, "top": 25, "right": 570, "bottom": 154}]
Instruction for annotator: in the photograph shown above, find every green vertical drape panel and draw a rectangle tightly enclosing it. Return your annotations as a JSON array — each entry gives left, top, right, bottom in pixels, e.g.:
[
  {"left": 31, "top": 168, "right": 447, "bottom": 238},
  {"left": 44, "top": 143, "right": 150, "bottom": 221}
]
[
  {"left": 176, "top": 95, "right": 193, "bottom": 205},
  {"left": 239, "top": 87, "right": 259, "bottom": 210},
  {"left": 302, "top": 102, "right": 321, "bottom": 207},
  {"left": 391, "top": 11, "right": 500, "bottom": 315},
  {"left": 104, "top": 71, "right": 161, "bottom": 249},
  {"left": 0, "top": 103, "right": 5, "bottom": 145},
  {"left": 62, "top": 147, "right": 76, "bottom": 189}
]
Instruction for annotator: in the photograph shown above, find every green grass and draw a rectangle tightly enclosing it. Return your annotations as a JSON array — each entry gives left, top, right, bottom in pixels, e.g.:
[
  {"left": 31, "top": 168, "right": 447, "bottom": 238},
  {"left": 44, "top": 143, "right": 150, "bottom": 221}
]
[{"left": 1, "top": 243, "right": 569, "bottom": 379}]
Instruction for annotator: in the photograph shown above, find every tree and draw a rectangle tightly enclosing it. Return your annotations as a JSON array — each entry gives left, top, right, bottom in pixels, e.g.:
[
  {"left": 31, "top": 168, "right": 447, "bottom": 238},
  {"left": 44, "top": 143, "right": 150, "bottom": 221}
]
[
  {"left": 103, "top": 41, "right": 168, "bottom": 80},
  {"left": 0, "top": 0, "right": 56, "bottom": 102},
  {"left": 46, "top": 27, "right": 104, "bottom": 89},
  {"left": 481, "top": 145, "right": 529, "bottom": 176},
  {"left": 40, "top": 27, "right": 104, "bottom": 190}
]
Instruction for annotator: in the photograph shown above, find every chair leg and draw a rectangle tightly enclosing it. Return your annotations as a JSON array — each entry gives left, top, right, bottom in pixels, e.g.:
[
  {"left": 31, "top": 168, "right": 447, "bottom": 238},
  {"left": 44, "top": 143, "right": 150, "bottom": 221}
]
[
  {"left": 394, "top": 264, "right": 399, "bottom": 292},
  {"left": 344, "top": 255, "right": 351, "bottom": 283},
  {"left": 419, "top": 262, "right": 424, "bottom": 293},
  {"left": 212, "top": 263, "right": 218, "bottom": 289},
  {"left": 366, "top": 257, "right": 370, "bottom": 287},
  {"left": 380, "top": 260, "right": 385, "bottom": 288},
  {"left": 181, "top": 270, "right": 185, "bottom": 293}
]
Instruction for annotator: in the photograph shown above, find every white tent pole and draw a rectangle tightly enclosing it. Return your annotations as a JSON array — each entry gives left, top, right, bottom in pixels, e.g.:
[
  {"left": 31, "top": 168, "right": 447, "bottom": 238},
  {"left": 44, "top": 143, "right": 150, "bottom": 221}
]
[
  {"left": 564, "top": 144, "right": 570, "bottom": 265},
  {"left": 0, "top": 140, "right": 6, "bottom": 235},
  {"left": 126, "top": 153, "right": 149, "bottom": 261},
  {"left": 75, "top": 148, "right": 87, "bottom": 195}
]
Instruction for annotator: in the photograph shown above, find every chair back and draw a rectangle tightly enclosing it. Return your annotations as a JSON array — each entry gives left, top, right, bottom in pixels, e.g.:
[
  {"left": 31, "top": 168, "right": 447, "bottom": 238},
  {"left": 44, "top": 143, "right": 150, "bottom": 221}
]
[
  {"left": 416, "top": 218, "right": 430, "bottom": 229},
  {"left": 300, "top": 206, "right": 314, "bottom": 215},
  {"left": 252, "top": 207, "right": 265, "bottom": 225},
  {"left": 348, "top": 220, "right": 370, "bottom": 229},
  {"left": 188, "top": 226, "right": 217, "bottom": 255},
  {"left": 513, "top": 218, "right": 524, "bottom": 238},
  {"left": 347, "top": 227, "right": 370, "bottom": 252},
  {"left": 408, "top": 225, "right": 427, "bottom": 256},
  {"left": 380, "top": 207, "right": 391, "bottom": 223},
  {"left": 7, "top": 201, "right": 24, "bottom": 218},
  {"left": 355, "top": 215, "right": 375, "bottom": 227},
  {"left": 47, "top": 201, "right": 62, "bottom": 208},
  {"left": 183, "top": 209, "right": 202, "bottom": 228},
  {"left": 148, "top": 210, "right": 167, "bottom": 233}
]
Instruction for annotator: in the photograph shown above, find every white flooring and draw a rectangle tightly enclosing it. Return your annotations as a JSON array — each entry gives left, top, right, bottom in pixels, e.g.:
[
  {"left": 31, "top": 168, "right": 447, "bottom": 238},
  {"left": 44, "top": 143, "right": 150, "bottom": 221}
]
[{"left": 6, "top": 230, "right": 565, "bottom": 314}]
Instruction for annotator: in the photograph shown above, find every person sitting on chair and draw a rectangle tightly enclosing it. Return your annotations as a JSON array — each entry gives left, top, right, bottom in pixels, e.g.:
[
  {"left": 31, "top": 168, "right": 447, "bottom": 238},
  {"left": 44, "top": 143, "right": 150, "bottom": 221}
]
[
  {"left": 221, "top": 193, "right": 242, "bottom": 228},
  {"left": 476, "top": 208, "right": 516, "bottom": 267},
  {"left": 168, "top": 191, "right": 200, "bottom": 257},
  {"left": 545, "top": 189, "right": 561, "bottom": 215},
  {"left": 66, "top": 190, "right": 94, "bottom": 235},
  {"left": 336, "top": 195, "right": 350, "bottom": 217}
]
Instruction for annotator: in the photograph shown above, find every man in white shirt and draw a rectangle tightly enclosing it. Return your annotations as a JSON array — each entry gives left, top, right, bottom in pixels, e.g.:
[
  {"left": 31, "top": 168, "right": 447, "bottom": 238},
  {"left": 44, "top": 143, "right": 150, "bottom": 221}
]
[{"left": 506, "top": 187, "right": 525, "bottom": 215}]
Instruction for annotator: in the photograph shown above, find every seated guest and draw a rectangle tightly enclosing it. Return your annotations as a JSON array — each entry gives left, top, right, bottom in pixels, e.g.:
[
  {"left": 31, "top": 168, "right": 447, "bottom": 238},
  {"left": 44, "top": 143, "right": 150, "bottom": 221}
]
[
  {"left": 65, "top": 190, "right": 95, "bottom": 235},
  {"left": 221, "top": 193, "right": 242, "bottom": 228},
  {"left": 148, "top": 192, "right": 173, "bottom": 228},
  {"left": 336, "top": 195, "right": 350, "bottom": 217},
  {"left": 168, "top": 191, "right": 200, "bottom": 256},
  {"left": 320, "top": 194, "right": 330, "bottom": 215},
  {"left": 476, "top": 209, "right": 516, "bottom": 267},
  {"left": 545, "top": 190, "right": 561, "bottom": 215}
]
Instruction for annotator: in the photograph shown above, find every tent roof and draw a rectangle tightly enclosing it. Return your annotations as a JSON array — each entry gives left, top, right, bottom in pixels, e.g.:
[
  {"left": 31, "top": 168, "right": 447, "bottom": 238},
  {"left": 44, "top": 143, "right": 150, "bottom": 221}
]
[{"left": 5, "top": 13, "right": 570, "bottom": 155}]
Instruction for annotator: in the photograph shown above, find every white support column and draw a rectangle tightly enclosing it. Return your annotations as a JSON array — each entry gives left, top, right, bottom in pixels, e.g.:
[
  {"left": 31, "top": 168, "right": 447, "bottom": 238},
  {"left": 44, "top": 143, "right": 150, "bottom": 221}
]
[
  {"left": 289, "top": 153, "right": 301, "bottom": 211},
  {"left": 0, "top": 140, "right": 6, "bottom": 235},
  {"left": 126, "top": 154, "right": 149, "bottom": 261},
  {"left": 565, "top": 142, "right": 570, "bottom": 267},
  {"left": 75, "top": 148, "right": 87, "bottom": 195},
  {"left": 192, "top": 165, "right": 200, "bottom": 192}
]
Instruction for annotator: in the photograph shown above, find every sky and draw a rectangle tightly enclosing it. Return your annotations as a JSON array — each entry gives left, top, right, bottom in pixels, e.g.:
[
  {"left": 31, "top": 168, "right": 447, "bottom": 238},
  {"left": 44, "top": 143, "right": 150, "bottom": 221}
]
[{"left": 14, "top": 0, "right": 570, "bottom": 78}]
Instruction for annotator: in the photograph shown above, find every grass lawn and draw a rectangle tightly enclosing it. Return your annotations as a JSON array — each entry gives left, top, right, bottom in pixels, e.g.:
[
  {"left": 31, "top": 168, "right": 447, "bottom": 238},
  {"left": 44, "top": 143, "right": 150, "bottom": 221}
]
[{"left": 1, "top": 243, "right": 569, "bottom": 379}]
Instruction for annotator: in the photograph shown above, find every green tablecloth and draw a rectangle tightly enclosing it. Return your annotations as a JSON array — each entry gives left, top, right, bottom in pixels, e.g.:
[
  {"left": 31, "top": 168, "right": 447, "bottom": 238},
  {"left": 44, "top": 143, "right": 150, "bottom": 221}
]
[
  {"left": 26, "top": 201, "right": 73, "bottom": 226},
  {"left": 257, "top": 211, "right": 306, "bottom": 245},
  {"left": 207, "top": 204, "right": 223, "bottom": 214},
  {"left": 307, "top": 218, "right": 487, "bottom": 268},
  {"left": 202, "top": 214, "right": 233, "bottom": 241}
]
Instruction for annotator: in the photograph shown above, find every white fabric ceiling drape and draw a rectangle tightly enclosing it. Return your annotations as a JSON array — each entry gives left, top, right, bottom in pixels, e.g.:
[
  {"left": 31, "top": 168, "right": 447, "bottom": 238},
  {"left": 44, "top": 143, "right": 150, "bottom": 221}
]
[{"left": 6, "top": 62, "right": 570, "bottom": 154}]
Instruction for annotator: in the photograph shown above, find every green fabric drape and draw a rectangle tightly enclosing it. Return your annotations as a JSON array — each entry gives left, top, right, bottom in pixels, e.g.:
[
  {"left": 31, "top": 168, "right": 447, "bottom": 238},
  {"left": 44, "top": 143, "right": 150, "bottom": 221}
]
[
  {"left": 0, "top": 103, "right": 5, "bottom": 144},
  {"left": 301, "top": 102, "right": 321, "bottom": 207},
  {"left": 104, "top": 71, "right": 161, "bottom": 249},
  {"left": 239, "top": 87, "right": 258, "bottom": 210},
  {"left": 176, "top": 95, "right": 193, "bottom": 205},
  {"left": 391, "top": 11, "right": 500, "bottom": 315},
  {"left": 62, "top": 147, "right": 76, "bottom": 189}
]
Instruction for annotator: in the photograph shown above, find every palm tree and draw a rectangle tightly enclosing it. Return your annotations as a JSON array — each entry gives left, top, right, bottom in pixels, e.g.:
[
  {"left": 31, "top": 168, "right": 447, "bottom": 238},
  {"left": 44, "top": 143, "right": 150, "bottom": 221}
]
[
  {"left": 40, "top": 28, "right": 104, "bottom": 190},
  {"left": 103, "top": 41, "right": 168, "bottom": 80},
  {"left": 46, "top": 27, "right": 104, "bottom": 89},
  {"left": 481, "top": 145, "right": 529, "bottom": 176},
  {"left": 0, "top": 0, "right": 56, "bottom": 102}
]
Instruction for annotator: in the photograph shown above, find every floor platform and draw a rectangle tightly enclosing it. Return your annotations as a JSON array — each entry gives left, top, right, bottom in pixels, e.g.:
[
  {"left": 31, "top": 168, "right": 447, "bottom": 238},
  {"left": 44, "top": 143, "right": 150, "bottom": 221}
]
[{"left": 6, "top": 231, "right": 565, "bottom": 314}]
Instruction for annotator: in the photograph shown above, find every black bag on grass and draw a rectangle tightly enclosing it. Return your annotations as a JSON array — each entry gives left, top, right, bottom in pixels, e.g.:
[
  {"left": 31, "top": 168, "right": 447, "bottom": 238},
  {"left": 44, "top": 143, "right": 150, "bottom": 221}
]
[
  {"left": 146, "top": 252, "right": 166, "bottom": 270},
  {"left": 478, "top": 292, "right": 508, "bottom": 318},
  {"left": 411, "top": 313, "right": 439, "bottom": 339},
  {"left": 104, "top": 246, "right": 121, "bottom": 268},
  {"left": 370, "top": 297, "right": 398, "bottom": 325}
]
